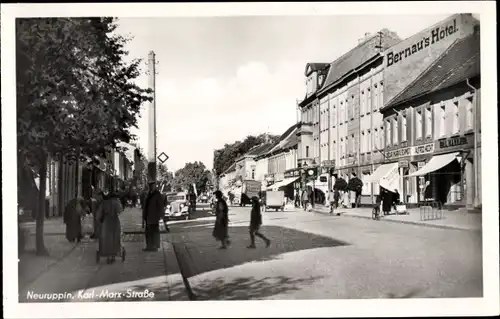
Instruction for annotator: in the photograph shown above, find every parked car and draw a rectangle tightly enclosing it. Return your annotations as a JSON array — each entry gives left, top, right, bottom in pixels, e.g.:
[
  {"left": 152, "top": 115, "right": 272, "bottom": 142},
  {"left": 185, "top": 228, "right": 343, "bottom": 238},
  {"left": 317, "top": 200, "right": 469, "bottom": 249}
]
[
  {"left": 164, "top": 192, "right": 191, "bottom": 220},
  {"left": 199, "top": 194, "right": 209, "bottom": 203}
]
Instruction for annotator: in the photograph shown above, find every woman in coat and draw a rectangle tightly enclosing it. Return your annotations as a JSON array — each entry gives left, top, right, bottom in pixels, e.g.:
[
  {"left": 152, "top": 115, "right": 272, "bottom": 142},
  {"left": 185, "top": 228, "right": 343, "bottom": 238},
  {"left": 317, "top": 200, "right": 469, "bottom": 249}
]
[
  {"left": 64, "top": 197, "right": 84, "bottom": 242},
  {"left": 212, "top": 190, "right": 230, "bottom": 249},
  {"left": 96, "top": 191, "right": 123, "bottom": 264}
]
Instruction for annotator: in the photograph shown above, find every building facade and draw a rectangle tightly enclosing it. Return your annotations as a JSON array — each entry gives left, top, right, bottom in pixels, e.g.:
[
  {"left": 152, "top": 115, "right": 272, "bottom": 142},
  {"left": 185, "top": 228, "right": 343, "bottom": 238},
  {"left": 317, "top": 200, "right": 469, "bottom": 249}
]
[
  {"left": 380, "top": 29, "right": 480, "bottom": 208},
  {"left": 297, "top": 29, "right": 401, "bottom": 205}
]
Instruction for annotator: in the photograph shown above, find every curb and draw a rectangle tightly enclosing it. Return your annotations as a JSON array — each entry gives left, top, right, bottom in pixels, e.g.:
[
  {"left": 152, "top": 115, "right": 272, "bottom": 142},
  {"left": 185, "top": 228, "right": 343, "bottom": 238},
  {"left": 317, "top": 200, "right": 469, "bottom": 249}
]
[
  {"left": 170, "top": 242, "right": 197, "bottom": 301},
  {"left": 312, "top": 209, "right": 480, "bottom": 232},
  {"left": 162, "top": 241, "right": 193, "bottom": 301}
]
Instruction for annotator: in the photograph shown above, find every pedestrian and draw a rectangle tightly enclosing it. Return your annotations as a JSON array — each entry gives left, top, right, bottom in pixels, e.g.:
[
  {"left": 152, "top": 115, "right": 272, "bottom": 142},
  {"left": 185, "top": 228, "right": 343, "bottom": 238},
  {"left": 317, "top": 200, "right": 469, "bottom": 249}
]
[
  {"left": 334, "top": 189, "right": 340, "bottom": 211},
  {"left": 301, "top": 190, "right": 309, "bottom": 211},
  {"left": 382, "top": 188, "right": 392, "bottom": 215},
  {"left": 329, "top": 189, "right": 336, "bottom": 214},
  {"left": 212, "top": 190, "right": 231, "bottom": 249},
  {"left": 374, "top": 193, "right": 382, "bottom": 218},
  {"left": 294, "top": 189, "right": 300, "bottom": 208},
  {"left": 247, "top": 196, "right": 271, "bottom": 249},
  {"left": 63, "top": 197, "right": 85, "bottom": 243},
  {"left": 95, "top": 190, "right": 123, "bottom": 264},
  {"left": 142, "top": 180, "right": 164, "bottom": 252},
  {"left": 90, "top": 189, "right": 104, "bottom": 240}
]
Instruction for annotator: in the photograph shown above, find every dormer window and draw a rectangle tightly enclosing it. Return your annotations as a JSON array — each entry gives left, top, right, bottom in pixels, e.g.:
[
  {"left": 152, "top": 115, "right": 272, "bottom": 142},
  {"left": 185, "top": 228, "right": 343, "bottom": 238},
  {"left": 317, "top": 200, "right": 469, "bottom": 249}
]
[{"left": 318, "top": 75, "right": 324, "bottom": 87}]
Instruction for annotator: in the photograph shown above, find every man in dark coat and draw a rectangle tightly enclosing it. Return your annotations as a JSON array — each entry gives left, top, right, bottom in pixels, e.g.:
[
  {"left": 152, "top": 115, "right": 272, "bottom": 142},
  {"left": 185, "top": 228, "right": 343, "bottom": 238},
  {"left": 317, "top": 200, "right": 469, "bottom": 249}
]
[{"left": 142, "top": 181, "right": 164, "bottom": 252}]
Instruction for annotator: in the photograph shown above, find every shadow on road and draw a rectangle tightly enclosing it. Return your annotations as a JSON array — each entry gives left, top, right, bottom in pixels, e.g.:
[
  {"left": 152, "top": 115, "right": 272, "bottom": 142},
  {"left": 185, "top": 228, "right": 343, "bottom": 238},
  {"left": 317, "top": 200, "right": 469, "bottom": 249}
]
[{"left": 172, "top": 225, "right": 350, "bottom": 279}]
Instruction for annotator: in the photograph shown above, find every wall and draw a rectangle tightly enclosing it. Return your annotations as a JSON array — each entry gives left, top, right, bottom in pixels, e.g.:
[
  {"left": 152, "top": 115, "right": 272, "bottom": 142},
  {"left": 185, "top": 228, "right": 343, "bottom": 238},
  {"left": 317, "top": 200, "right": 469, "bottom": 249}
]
[
  {"left": 255, "top": 157, "right": 268, "bottom": 182},
  {"left": 384, "top": 14, "right": 478, "bottom": 104}
]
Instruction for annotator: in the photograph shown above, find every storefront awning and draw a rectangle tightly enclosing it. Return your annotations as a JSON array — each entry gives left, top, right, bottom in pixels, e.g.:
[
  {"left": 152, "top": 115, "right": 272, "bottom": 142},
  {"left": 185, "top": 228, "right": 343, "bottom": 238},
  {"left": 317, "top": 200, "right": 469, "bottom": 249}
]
[
  {"left": 407, "top": 152, "right": 460, "bottom": 177},
  {"left": 363, "top": 163, "right": 398, "bottom": 183},
  {"left": 267, "top": 176, "right": 299, "bottom": 191}
]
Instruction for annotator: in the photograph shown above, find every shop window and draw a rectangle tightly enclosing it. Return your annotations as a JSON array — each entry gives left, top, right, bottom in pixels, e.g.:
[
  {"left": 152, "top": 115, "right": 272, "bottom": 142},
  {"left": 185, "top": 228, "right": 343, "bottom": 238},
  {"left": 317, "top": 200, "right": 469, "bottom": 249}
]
[
  {"left": 415, "top": 110, "right": 423, "bottom": 140},
  {"left": 465, "top": 97, "right": 474, "bottom": 131},
  {"left": 425, "top": 107, "right": 432, "bottom": 138},
  {"left": 393, "top": 117, "right": 399, "bottom": 145},
  {"left": 401, "top": 114, "right": 407, "bottom": 142},
  {"left": 452, "top": 101, "right": 460, "bottom": 134}
]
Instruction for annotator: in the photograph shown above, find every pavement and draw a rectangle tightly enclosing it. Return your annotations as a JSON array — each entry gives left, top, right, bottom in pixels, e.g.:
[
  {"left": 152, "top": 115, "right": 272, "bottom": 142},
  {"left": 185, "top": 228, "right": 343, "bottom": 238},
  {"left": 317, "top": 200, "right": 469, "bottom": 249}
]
[
  {"left": 169, "top": 206, "right": 483, "bottom": 300},
  {"left": 311, "top": 205, "right": 482, "bottom": 231},
  {"left": 18, "top": 207, "right": 189, "bottom": 302},
  {"left": 18, "top": 203, "right": 483, "bottom": 302}
]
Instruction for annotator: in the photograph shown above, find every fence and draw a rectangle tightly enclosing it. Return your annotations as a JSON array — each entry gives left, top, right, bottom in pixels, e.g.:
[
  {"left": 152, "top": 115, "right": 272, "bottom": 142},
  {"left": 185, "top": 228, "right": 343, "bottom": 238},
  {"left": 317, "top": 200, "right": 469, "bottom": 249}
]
[{"left": 419, "top": 201, "right": 445, "bottom": 221}]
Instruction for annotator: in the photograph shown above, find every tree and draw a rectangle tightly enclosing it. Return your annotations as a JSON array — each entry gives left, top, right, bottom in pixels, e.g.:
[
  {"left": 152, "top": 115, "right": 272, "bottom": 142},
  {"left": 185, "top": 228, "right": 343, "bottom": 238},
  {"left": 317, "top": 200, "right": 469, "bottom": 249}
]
[
  {"left": 157, "top": 163, "right": 174, "bottom": 193},
  {"left": 16, "top": 18, "right": 152, "bottom": 255},
  {"left": 333, "top": 178, "right": 348, "bottom": 191},
  {"left": 173, "top": 161, "right": 213, "bottom": 194},
  {"left": 213, "top": 133, "right": 279, "bottom": 177},
  {"left": 347, "top": 177, "right": 364, "bottom": 208}
]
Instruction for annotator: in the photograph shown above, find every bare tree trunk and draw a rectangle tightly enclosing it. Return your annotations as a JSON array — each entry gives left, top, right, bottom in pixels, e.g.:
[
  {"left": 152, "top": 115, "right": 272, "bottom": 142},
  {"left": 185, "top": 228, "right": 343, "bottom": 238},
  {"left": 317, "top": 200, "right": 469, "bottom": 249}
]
[{"left": 36, "top": 152, "right": 49, "bottom": 256}]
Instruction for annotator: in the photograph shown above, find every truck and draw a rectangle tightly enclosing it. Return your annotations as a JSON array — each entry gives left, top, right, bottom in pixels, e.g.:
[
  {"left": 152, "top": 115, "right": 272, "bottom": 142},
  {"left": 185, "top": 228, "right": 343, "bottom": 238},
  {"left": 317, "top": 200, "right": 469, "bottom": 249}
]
[{"left": 239, "top": 180, "right": 262, "bottom": 207}]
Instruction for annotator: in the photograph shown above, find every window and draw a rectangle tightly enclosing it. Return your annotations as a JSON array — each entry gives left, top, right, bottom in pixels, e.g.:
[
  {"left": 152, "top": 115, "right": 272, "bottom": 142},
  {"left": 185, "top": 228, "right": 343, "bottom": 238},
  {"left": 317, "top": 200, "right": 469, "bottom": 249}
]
[
  {"left": 416, "top": 109, "right": 423, "bottom": 140},
  {"left": 340, "top": 139, "right": 344, "bottom": 158},
  {"left": 361, "top": 131, "right": 365, "bottom": 153},
  {"left": 425, "top": 107, "right": 432, "bottom": 137},
  {"left": 373, "top": 128, "right": 379, "bottom": 150},
  {"left": 306, "top": 146, "right": 309, "bottom": 158},
  {"left": 386, "top": 120, "right": 391, "bottom": 146},
  {"left": 361, "top": 90, "right": 365, "bottom": 115},
  {"left": 332, "top": 105, "right": 337, "bottom": 126},
  {"left": 465, "top": 97, "right": 474, "bottom": 130},
  {"left": 252, "top": 169, "right": 255, "bottom": 180},
  {"left": 401, "top": 114, "right": 407, "bottom": 142},
  {"left": 452, "top": 101, "right": 460, "bottom": 134},
  {"left": 439, "top": 104, "right": 446, "bottom": 137},
  {"left": 380, "top": 126, "right": 384, "bottom": 149},
  {"left": 367, "top": 130, "right": 372, "bottom": 152},
  {"left": 367, "top": 87, "right": 372, "bottom": 112},
  {"left": 393, "top": 117, "right": 399, "bottom": 145},
  {"left": 373, "top": 85, "right": 379, "bottom": 111},
  {"left": 351, "top": 134, "right": 355, "bottom": 154},
  {"left": 379, "top": 81, "right": 384, "bottom": 109},
  {"left": 340, "top": 101, "right": 344, "bottom": 124}
]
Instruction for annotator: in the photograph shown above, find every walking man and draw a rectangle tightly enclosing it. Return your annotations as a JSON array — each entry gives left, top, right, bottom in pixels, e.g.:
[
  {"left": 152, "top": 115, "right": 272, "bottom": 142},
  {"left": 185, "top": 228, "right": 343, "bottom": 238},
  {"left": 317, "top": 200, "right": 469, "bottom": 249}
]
[
  {"left": 247, "top": 196, "right": 271, "bottom": 249},
  {"left": 142, "top": 180, "right": 164, "bottom": 252}
]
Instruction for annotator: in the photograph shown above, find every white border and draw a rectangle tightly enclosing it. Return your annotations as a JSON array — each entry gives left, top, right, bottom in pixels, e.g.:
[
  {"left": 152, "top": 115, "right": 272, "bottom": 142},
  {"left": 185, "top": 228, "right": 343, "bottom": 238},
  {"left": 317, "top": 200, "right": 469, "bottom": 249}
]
[{"left": 2, "top": 2, "right": 498, "bottom": 318}]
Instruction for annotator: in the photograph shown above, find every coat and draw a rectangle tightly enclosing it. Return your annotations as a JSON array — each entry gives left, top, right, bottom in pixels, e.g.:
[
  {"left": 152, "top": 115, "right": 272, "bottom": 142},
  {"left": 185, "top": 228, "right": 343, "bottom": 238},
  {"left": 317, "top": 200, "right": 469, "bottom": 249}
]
[
  {"left": 64, "top": 198, "right": 83, "bottom": 242},
  {"left": 212, "top": 199, "right": 229, "bottom": 241},
  {"left": 143, "top": 190, "right": 165, "bottom": 225},
  {"left": 96, "top": 197, "right": 122, "bottom": 256}
]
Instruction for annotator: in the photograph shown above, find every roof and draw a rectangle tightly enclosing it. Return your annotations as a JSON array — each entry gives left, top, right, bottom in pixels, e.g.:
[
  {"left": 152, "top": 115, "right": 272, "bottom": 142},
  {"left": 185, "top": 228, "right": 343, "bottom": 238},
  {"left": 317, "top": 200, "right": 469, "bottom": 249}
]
[
  {"left": 222, "top": 162, "right": 236, "bottom": 175},
  {"left": 259, "top": 124, "right": 299, "bottom": 158},
  {"left": 320, "top": 29, "right": 401, "bottom": 93},
  {"left": 245, "top": 142, "right": 275, "bottom": 157},
  {"left": 384, "top": 32, "right": 480, "bottom": 110},
  {"left": 305, "top": 63, "right": 330, "bottom": 76}
]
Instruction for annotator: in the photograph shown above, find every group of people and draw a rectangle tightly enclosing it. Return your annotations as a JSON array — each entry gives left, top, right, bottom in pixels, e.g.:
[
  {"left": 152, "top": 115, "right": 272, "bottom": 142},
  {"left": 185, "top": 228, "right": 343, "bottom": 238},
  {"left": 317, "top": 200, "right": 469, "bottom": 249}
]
[
  {"left": 212, "top": 190, "right": 271, "bottom": 250},
  {"left": 63, "top": 188, "right": 123, "bottom": 264},
  {"left": 374, "top": 188, "right": 401, "bottom": 216}
]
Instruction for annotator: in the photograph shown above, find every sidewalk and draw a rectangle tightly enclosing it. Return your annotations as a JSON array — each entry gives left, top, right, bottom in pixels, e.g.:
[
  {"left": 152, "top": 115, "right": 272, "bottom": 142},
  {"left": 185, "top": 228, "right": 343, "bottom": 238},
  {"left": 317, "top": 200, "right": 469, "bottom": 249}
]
[
  {"left": 312, "top": 205, "right": 482, "bottom": 231},
  {"left": 19, "top": 207, "right": 189, "bottom": 302}
]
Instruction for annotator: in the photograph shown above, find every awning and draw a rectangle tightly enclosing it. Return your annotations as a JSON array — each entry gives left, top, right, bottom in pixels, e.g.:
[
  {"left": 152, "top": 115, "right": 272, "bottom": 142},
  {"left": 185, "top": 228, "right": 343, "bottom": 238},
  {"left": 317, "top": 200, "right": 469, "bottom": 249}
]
[
  {"left": 407, "top": 152, "right": 460, "bottom": 177},
  {"left": 267, "top": 176, "right": 299, "bottom": 190},
  {"left": 364, "top": 163, "right": 398, "bottom": 183}
]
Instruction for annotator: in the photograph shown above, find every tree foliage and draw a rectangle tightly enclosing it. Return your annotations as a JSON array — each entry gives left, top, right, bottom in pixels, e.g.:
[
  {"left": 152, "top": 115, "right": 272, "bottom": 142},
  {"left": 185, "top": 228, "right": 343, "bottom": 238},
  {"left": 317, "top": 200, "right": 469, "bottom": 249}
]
[
  {"left": 213, "top": 133, "right": 280, "bottom": 177},
  {"left": 16, "top": 17, "right": 152, "bottom": 254},
  {"left": 173, "top": 161, "right": 212, "bottom": 194},
  {"left": 347, "top": 177, "right": 363, "bottom": 194},
  {"left": 157, "top": 163, "right": 174, "bottom": 193},
  {"left": 333, "top": 178, "right": 348, "bottom": 191}
]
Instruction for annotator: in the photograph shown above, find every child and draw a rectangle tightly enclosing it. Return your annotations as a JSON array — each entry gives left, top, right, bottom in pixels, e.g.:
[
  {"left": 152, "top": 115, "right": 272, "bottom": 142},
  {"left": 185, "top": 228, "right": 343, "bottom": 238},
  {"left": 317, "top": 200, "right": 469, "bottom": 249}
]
[{"left": 248, "top": 196, "right": 271, "bottom": 249}]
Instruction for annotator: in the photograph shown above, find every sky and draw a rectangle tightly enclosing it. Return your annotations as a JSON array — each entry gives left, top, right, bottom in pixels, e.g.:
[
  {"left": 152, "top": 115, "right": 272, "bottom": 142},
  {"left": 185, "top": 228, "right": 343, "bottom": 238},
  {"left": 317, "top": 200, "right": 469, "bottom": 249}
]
[{"left": 115, "top": 14, "right": 455, "bottom": 172}]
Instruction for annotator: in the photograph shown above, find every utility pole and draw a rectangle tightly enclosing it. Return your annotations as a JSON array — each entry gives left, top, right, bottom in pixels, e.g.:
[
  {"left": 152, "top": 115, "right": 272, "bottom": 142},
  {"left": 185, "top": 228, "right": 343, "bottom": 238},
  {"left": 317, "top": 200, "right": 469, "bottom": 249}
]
[{"left": 146, "top": 51, "right": 158, "bottom": 184}]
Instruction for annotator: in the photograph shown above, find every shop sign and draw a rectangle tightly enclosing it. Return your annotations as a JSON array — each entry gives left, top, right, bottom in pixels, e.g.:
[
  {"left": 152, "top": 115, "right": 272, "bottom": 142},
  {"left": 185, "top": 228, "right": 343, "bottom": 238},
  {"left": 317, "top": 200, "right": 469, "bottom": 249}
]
[
  {"left": 412, "top": 143, "right": 434, "bottom": 156},
  {"left": 398, "top": 160, "right": 409, "bottom": 168},
  {"left": 321, "top": 160, "right": 335, "bottom": 167},
  {"left": 386, "top": 147, "right": 411, "bottom": 160},
  {"left": 436, "top": 135, "right": 473, "bottom": 151},
  {"left": 417, "top": 161, "right": 426, "bottom": 169},
  {"left": 386, "top": 19, "right": 458, "bottom": 67},
  {"left": 284, "top": 169, "right": 300, "bottom": 179}
]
